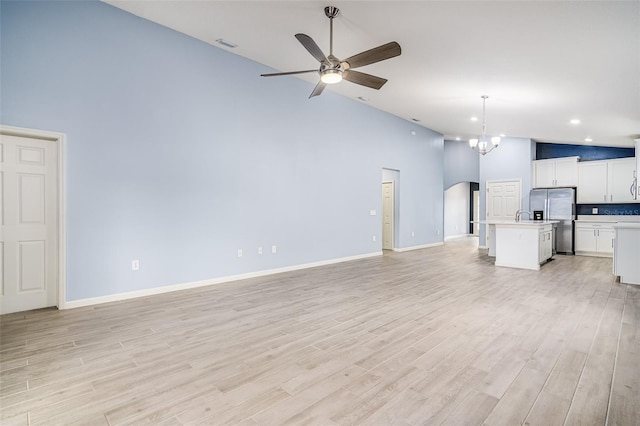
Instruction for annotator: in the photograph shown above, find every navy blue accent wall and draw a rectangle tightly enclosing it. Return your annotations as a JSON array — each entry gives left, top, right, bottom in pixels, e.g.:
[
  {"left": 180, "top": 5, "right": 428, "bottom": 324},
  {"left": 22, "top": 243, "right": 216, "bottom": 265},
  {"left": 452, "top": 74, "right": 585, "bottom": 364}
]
[
  {"left": 539, "top": 143, "right": 639, "bottom": 217},
  {"left": 536, "top": 142, "right": 634, "bottom": 161},
  {"left": 577, "top": 204, "right": 640, "bottom": 216}
]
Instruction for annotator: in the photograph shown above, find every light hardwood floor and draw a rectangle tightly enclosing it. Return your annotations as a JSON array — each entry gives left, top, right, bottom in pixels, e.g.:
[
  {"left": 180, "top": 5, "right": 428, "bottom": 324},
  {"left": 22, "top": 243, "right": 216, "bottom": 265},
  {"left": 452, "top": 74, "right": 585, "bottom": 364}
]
[{"left": 1, "top": 237, "right": 639, "bottom": 425}]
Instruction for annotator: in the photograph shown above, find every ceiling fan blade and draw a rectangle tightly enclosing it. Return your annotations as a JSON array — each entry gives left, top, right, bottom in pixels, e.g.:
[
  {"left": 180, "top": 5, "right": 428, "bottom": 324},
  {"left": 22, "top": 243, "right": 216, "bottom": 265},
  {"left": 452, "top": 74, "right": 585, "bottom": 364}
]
[
  {"left": 295, "top": 33, "right": 329, "bottom": 64},
  {"left": 342, "top": 41, "right": 401, "bottom": 69},
  {"left": 261, "top": 69, "right": 318, "bottom": 77},
  {"left": 342, "top": 70, "right": 388, "bottom": 90},
  {"left": 309, "top": 81, "right": 326, "bottom": 98}
]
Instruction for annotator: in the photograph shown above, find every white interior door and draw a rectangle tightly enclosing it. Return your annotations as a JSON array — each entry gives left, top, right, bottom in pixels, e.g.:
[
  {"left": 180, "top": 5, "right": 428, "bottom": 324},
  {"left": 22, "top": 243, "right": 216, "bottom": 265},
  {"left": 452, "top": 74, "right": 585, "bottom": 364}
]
[
  {"left": 486, "top": 180, "right": 521, "bottom": 221},
  {"left": 0, "top": 134, "right": 58, "bottom": 314},
  {"left": 485, "top": 180, "right": 522, "bottom": 246},
  {"left": 382, "top": 182, "right": 394, "bottom": 250}
]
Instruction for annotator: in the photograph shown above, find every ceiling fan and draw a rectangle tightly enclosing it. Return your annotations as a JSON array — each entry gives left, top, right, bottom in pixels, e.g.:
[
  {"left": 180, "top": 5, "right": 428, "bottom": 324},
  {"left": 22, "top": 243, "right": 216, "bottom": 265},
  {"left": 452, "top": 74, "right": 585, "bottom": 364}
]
[{"left": 261, "top": 6, "right": 401, "bottom": 98}]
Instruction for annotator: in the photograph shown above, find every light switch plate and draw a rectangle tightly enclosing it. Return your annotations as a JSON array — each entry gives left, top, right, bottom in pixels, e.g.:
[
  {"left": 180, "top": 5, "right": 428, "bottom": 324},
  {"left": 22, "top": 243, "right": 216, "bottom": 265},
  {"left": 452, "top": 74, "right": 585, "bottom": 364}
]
[{"left": 369, "top": 209, "right": 376, "bottom": 216}]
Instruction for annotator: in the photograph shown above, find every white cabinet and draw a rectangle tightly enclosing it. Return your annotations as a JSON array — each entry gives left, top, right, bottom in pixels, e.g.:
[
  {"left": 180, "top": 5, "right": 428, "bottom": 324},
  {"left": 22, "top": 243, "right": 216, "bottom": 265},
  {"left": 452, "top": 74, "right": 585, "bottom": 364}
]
[
  {"left": 609, "top": 158, "right": 636, "bottom": 203},
  {"left": 533, "top": 157, "right": 579, "bottom": 188},
  {"left": 575, "top": 222, "right": 614, "bottom": 257},
  {"left": 577, "top": 161, "right": 608, "bottom": 203},
  {"left": 539, "top": 226, "right": 553, "bottom": 262},
  {"left": 577, "top": 158, "right": 637, "bottom": 203}
]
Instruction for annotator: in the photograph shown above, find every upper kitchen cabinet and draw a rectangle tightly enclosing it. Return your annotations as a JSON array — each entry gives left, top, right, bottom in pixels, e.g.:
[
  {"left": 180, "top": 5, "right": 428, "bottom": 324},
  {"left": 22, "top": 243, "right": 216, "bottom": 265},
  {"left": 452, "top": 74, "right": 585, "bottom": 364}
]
[
  {"left": 532, "top": 157, "right": 579, "bottom": 188},
  {"left": 577, "top": 157, "right": 637, "bottom": 203}
]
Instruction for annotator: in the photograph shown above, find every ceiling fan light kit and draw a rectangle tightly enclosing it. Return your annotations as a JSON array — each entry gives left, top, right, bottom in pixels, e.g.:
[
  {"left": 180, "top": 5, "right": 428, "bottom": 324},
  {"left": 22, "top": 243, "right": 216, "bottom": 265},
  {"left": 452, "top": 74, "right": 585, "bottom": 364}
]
[
  {"left": 469, "top": 95, "right": 500, "bottom": 155},
  {"left": 261, "top": 6, "right": 401, "bottom": 98},
  {"left": 320, "top": 68, "right": 343, "bottom": 84}
]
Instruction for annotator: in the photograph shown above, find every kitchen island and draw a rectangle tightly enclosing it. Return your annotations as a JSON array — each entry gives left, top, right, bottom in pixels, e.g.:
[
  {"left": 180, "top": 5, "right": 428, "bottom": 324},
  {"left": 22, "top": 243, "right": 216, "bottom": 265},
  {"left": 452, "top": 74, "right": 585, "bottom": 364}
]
[{"left": 477, "top": 220, "right": 559, "bottom": 270}]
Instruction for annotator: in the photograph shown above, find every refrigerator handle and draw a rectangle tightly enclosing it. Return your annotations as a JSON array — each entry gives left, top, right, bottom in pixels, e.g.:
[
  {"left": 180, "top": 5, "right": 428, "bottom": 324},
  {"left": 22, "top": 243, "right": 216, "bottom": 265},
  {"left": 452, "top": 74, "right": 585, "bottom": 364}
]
[{"left": 545, "top": 198, "right": 548, "bottom": 218}]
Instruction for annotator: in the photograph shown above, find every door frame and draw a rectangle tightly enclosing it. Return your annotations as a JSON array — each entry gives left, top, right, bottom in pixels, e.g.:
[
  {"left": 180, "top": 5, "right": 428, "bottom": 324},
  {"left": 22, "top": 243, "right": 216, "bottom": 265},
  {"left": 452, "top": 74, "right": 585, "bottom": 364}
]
[
  {"left": 382, "top": 181, "right": 394, "bottom": 250},
  {"left": 1, "top": 125, "right": 66, "bottom": 310},
  {"left": 472, "top": 189, "right": 480, "bottom": 235}
]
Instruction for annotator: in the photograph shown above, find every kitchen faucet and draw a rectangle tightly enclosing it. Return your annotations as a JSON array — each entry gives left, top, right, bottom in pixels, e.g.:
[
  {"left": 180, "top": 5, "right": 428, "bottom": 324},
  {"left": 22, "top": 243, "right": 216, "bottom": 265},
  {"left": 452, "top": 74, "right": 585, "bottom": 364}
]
[{"left": 515, "top": 210, "right": 532, "bottom": 222}]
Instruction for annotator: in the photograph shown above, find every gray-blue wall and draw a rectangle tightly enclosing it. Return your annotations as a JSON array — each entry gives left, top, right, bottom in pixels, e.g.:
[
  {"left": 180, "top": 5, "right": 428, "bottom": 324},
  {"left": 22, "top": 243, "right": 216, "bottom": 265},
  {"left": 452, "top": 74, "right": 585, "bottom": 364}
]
[
  {"left": 443, "top": 140, "right": 480, "bottom": 189},
  {"left": 1, "top": 0, "right": 444, "bottom": 302}
]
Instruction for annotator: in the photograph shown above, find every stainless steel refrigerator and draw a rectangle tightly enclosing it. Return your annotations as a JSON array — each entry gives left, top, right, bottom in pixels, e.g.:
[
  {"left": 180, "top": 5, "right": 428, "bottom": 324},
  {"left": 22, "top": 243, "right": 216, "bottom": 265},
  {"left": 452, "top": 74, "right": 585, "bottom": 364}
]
[{"left": 530, "top": 187, "right": 576, "bottom": 255}]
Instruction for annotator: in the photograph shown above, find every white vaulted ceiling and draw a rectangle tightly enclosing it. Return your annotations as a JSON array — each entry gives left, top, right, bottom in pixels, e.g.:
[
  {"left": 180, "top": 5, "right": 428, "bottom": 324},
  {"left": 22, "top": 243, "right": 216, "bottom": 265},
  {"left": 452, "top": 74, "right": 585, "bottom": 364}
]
[{"left": 104, "top": 0, "right": 640, "bottom": 147}]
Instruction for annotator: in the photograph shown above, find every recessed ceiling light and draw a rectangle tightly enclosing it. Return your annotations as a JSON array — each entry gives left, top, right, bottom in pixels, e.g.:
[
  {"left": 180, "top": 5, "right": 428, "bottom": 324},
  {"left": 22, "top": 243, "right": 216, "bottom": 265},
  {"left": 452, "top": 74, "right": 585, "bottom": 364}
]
[
  {"left": 585, "top": 138, "right": 593, "bottom": 142},
  {"left": 471, "top": 117, "right": 478, "bottom": 122},
  {"left": 570, "top": 119, "right": 581, "bottom": 125},
  {"left": 455, "top": 137, "right": 461, "bottom": 141},
  {"left": 499, "top": 133, "right": 506, "bottom": 137},
  {"left": 216, "top": 39, "right": 238, "bottom": 48},
  {"left": 358, "top": 96, "right": 370, "bottom": 102}
]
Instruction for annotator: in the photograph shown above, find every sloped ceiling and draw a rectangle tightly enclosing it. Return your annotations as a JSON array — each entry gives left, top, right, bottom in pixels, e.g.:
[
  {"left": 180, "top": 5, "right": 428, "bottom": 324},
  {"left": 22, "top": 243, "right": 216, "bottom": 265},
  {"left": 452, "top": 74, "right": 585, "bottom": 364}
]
[{"left": 104, "top": 0, "right": 640, "bottom": 147}]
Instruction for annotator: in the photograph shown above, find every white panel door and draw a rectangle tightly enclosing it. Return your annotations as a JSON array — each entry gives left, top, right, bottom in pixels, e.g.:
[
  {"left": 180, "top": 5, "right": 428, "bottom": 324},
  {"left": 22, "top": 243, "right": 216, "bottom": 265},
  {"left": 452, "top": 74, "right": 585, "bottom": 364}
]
[
  {"left": 486, "top": 180, "right": 521, "bottom": 246},
  {"left": 486, "top": 180, "right": 521, "bottom": 222},
  {"left": 382, "top": 182, "right": 394, "bottom": 250},
  {"left": 0, "top": 134, "right": 58, "bottom": 314}
]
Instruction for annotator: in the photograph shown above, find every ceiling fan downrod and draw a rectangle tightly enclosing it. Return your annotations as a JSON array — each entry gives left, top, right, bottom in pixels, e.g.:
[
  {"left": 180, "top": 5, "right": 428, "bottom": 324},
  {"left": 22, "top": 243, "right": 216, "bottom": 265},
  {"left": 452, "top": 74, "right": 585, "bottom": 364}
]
[{"left": 325, "top": 6, "right": 339, "bottom": 58}]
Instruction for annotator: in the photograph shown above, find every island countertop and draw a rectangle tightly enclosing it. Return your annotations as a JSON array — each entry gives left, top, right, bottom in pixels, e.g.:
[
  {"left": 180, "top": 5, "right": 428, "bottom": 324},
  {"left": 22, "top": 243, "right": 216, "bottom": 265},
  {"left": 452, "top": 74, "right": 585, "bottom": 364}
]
[{"left": 474, "top": 220, "right": 560, "bottom": 227}]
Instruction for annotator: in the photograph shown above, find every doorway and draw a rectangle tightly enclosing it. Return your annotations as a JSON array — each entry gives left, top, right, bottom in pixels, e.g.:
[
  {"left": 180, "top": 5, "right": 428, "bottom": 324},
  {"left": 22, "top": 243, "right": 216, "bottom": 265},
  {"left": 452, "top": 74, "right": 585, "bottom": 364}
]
[{"left": 0, "top": 129, "right": 64, "bottom": 314}]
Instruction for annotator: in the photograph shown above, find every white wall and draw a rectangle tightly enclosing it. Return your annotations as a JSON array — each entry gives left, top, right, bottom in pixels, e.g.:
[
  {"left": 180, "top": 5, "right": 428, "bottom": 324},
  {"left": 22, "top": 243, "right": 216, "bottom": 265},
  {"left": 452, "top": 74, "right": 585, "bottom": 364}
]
[{"left": 444, "top": 182, "right": 470, "bottom": 239}]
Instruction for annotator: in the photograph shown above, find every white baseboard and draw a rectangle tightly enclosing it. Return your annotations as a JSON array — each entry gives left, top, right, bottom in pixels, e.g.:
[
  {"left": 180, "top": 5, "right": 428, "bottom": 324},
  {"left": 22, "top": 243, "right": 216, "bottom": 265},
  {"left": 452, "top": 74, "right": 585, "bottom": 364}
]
[
  {"left": 444, "top": 234, "right": 473, "bottom": 241},
  {"left": 60, "top": 251, "right": 383, "bottom": 310},
  {"left": 394, "top": 242, "right": 443, "bottom": 252}
]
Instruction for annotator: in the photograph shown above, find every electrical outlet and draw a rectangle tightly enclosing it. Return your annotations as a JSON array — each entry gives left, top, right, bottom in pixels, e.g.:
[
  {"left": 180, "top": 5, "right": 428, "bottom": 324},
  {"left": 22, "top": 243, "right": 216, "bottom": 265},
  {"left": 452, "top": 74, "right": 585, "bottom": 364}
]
[
  {"left": 592, "top": 207, "right": 598, "bottom": 214},
  {"left": 131, "top": 260, "right": 139, "bottom": 271},
  {"left": 372, "top": 235, "right": 376, "bottom": 242},
  {"left": 257, "top": 247, "right": 263, "bottom": 255},
  {"left": 237, "top": 249, "right": 243, "bottom": 258},
  {"left": 271, "top": 245, "right": 277, "bottom": 254},
  {"left": 411, "top": 231, "right": 415, "bottom": 237},
  {"left": 369, "top": 209, "right": 376, "bottom": 216}
]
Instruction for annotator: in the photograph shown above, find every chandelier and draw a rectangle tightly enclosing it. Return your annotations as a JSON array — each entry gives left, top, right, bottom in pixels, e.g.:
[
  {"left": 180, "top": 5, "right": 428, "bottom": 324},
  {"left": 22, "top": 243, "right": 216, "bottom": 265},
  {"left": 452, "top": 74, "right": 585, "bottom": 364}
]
[{"left": 469, "top": 95, "right": 500, "bottom": 155}]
